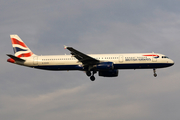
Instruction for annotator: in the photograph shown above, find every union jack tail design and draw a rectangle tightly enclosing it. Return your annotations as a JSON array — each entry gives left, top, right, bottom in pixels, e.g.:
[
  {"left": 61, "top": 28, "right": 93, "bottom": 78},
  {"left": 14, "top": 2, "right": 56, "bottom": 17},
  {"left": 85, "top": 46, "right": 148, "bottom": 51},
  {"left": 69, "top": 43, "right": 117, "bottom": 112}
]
[{"left": 10, "top": 34, "right": 36, "bottom": 58}]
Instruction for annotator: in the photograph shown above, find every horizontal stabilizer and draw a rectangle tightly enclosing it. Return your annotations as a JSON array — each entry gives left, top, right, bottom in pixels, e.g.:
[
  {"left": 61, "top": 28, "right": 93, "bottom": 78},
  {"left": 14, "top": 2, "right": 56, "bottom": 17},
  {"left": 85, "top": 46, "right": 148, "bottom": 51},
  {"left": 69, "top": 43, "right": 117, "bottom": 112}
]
[{"left": 7, "top": 54, "right": 25, "bottom": 62}]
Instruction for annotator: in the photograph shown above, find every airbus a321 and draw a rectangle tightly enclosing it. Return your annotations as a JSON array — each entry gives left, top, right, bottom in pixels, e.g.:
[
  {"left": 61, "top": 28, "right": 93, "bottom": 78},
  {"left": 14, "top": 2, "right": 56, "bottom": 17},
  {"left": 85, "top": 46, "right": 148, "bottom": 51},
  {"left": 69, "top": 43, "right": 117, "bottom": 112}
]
[{"left": 7, "top": 35, "right": 174, "bottom": 81}]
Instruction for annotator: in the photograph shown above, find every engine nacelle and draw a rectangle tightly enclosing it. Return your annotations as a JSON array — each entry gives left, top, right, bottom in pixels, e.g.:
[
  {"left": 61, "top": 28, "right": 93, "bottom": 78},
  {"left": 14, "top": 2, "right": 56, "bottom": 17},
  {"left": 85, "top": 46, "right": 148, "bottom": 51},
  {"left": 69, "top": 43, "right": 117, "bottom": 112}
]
[
  {"left": 98, "top": 69, "right": 118, "bottom": 77},
  {"left": 94, "top": 62, "right": 114, "bottom": 70}
]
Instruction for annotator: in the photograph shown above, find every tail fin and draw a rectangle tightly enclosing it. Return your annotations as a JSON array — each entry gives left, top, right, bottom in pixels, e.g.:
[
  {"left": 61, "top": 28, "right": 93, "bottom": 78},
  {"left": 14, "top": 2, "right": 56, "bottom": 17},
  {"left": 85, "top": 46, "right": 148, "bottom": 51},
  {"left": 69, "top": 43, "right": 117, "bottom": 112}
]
[{"left": 10, "top": 34, "right": 36, "bottom": 58}]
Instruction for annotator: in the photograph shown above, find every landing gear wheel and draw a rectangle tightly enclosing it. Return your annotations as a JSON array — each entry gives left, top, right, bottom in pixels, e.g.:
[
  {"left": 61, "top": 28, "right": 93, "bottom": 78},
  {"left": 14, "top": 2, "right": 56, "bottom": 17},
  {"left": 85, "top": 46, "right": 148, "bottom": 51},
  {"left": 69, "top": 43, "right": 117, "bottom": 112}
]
[
  {"left": 154, "top": 73, "right": 157, "bottom": 77},
  {"left": 153, "top": 69, "right": 157, "bottom": 77},
  {"left": 86, "top": 71, "right": 91, "bottom": 76},
  {"left": 90, "top": 76, "right": 95, "bottom": 81}
]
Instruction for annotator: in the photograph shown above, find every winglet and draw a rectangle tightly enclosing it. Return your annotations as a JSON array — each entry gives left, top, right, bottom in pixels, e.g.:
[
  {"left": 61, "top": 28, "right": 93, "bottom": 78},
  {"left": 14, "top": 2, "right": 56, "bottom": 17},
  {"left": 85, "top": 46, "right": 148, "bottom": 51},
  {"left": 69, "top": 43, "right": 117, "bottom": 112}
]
[{"left": 64, "top": 45, "right": 67, "bottom": 49}]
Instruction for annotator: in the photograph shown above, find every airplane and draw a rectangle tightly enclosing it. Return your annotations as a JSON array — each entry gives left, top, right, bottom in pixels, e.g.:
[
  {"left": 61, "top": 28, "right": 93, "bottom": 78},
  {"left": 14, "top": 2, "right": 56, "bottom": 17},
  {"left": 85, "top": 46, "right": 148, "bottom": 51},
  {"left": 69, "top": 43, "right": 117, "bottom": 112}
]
[{"left": 7, "top": 34, "right": 174, "bottom": 81}]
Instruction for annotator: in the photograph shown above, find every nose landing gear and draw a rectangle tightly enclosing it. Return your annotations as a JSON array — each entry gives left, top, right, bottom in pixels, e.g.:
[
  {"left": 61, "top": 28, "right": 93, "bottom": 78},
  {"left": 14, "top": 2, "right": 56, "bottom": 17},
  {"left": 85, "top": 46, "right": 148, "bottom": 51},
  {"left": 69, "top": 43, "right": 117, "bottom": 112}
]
[{"left": 153, "top": 69, "right": 157, "bottom": 77}]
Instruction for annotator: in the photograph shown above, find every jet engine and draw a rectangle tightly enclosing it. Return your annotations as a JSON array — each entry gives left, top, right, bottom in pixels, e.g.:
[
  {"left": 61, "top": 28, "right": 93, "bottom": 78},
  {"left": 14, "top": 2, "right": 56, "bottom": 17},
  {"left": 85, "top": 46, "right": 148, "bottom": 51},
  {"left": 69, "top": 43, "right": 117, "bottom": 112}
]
[
  {"left": 98, "top": 69, "right": 118, "bottom": 77},
  {"left": 94, "top": 62, "right": 114, "bottom": 70}
]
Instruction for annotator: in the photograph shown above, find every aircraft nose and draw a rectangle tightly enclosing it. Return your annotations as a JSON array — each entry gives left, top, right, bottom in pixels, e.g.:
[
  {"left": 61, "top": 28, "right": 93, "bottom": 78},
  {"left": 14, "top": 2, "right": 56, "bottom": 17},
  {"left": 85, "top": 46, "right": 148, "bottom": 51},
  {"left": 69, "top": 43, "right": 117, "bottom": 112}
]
[{"left": 169, "top": 59, "right": 174, "bottom": 66}]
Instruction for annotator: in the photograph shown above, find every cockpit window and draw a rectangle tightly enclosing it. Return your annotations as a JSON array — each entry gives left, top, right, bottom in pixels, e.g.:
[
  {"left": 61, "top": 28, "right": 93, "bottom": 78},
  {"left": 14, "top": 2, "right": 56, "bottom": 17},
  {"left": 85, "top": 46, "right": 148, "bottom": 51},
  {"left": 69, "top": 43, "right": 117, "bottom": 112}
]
[{"left": 162, "top": 56, "right": 169, "bottom": 58}]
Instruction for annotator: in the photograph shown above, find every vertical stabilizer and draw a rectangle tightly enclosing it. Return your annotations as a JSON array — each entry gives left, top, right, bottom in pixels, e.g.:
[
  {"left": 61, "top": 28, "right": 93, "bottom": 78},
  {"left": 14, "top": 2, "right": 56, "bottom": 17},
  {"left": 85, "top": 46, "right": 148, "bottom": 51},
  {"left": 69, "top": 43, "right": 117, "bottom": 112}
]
[{"left": 10, "top": 34, "right": 36, "bottom": 58}]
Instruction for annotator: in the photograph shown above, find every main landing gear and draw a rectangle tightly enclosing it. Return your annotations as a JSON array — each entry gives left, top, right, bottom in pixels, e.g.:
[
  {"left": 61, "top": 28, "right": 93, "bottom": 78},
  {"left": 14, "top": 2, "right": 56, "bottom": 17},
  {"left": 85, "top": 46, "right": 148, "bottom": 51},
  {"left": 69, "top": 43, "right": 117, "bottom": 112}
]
[
  {"left": 153, "top": 68, "right": 157, "bottom": 77},
  {"left": 86, "top": 71, "right": 96, "bottom": 81},
  {"left": 90, "top": 76, "right": 95, "bottom": 81}
]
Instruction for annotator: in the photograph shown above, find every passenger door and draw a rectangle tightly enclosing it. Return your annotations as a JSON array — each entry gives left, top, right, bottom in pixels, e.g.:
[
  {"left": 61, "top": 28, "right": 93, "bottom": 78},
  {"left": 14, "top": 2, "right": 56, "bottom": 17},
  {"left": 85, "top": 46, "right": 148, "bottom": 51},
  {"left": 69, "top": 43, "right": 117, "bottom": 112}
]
[
  {"left": 152, "top": 54, "right": 157, "bottom": 62},
  {"left": 33, "top": 56, "right": 38, "bottom": 65},
  {"left": 119, "top": 55, "right": 123, "bottom": 63}
]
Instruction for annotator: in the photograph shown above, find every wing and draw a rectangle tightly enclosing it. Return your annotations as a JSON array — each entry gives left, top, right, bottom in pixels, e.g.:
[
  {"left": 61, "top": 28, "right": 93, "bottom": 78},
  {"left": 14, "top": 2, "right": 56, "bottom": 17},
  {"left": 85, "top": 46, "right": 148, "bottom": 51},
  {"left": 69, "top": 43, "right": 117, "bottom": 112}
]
[{"left": 64, "top": 45, "right": 99, "bottom": 65}]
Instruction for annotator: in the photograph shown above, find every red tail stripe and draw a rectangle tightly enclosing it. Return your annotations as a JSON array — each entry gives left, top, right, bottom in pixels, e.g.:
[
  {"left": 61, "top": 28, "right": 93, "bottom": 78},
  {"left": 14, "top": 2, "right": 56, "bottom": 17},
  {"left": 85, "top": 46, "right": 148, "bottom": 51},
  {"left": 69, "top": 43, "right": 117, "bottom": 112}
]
[
  {"left": 11, "top": 38, "right": 27, "bottom": 48},
  {"left": 17, "top": 52, "right": 33, "bottom": 58}
]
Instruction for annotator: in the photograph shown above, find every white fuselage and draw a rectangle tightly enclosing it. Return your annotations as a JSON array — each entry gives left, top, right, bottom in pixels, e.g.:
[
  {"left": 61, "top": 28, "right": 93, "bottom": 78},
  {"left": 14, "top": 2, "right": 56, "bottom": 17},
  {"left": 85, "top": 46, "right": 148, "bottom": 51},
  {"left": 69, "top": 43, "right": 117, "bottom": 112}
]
[{"left": 20, "top": 53, "right": 174, "bottom": 71}]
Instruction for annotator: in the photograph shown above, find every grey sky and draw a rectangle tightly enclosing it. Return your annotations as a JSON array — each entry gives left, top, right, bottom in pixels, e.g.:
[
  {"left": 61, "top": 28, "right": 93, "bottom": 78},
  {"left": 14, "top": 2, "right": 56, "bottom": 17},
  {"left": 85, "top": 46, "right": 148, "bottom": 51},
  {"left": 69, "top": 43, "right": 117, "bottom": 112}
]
[{"left": 1, "top": 0, "right": 180, "bottom": 120}]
